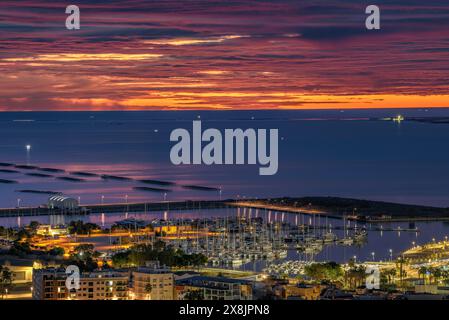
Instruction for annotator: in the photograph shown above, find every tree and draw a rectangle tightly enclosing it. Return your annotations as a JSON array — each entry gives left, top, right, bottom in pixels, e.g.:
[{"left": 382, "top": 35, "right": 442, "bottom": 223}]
[
  {"left": 418, "top": 266, "right": 428, "bottom": 283},
  {"left": 345, "top": 265, "right": 366, "bottom": 289},
  {"left": 28, "top": 221, "right": 40, "bottom": 232},
  {"left": 74, "top": 244, "right": 95, "bottom": 256},
  {"left": 0, "top": 266, "right": 13, "bottom": 299},
  {"left": 49, "top": 247, "right": 65, "bottom": 256},
  {"left": 304, "top": 262, "right": 343, "bottom": 282},
  {"left": 383, "top": 268, "right": 396, "bottom": 284},
  {"left": 69, "top": 244, "right": 99, "bottom": 272},
  {"left": 8, "top": 240, "right": 32, "bottom": 256},
  {"left": 68, "top": 221, "right": 100, "bottom": 235},
  {"left": 395, "top": 256, "right": 407, "bottom": 287},
  {"left": 110, "top": 244, "right": 208, "bottom": 268}
]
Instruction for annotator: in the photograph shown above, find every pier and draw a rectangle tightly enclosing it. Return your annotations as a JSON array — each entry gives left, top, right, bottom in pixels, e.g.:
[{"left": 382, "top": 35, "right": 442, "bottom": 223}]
[
  {"left": 0, "top": 200, "right": 233, "bottom": 217},
  {"left": 0, "top": 197, "right": 447, "bottom": 224},
  {"left": 230, "top": 200, "right": 345, "bottom": 219}
]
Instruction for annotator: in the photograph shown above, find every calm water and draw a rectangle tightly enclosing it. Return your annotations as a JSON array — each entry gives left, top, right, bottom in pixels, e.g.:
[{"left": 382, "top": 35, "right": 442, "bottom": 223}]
[
  {"left": 1, "top": 109, "right": 449, "bottom": 266},
  {"left": 1, "top": 109, "right": 449, "bottom": 208}
]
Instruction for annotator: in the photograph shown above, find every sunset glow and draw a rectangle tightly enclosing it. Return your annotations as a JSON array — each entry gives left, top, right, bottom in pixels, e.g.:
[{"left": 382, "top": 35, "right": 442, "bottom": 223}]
[{"left": 1, "top": 0, "right": 449, "bottom": 111}]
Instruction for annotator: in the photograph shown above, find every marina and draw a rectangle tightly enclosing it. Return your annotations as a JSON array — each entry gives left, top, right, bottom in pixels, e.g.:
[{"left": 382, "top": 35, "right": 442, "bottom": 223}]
[{"left": 0, "top": 204, "right": 441, "bottom": 268}]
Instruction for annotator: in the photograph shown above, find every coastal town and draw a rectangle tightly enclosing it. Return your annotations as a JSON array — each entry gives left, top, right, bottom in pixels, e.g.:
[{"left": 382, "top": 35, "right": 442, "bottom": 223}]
[{"left": 1, "top": 196, "right": 449, "bottom": 300}]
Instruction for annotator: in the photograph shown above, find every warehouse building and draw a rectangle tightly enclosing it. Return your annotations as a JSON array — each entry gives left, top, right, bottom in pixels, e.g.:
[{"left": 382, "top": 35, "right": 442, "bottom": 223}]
[{"left": 47, "top": 196, "right": 79, "bottom": 210}]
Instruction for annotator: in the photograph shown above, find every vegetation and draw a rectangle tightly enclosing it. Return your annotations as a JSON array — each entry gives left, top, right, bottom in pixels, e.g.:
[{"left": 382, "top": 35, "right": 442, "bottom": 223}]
[
  {"left": 380, "top": 268, "right": 397, "bottom": 291},
  {"left": 28, "top": 221, "right": 41, "bottom": 232},
  {"left": 418, "top": 266, "right": 449, "bottom": 284},
  {"left": 8, "top": 241, "right": 32, "bottom": 256},
  {"left": 304, "top": 262, "right": 343, "bottom": 282},
  {"left": 0, "top": 266, "right": 13, "bottom": 299},
  {"left": 344, "top": 264, "right": 366, "bottom": 289},
  {"left": 112, "top": 241, "right": 207, "bottom": 268},
  {"left": 68, "top": 221, "right": 100, "bottom": 235},
  {"left": 65, "top": 244, "right": 101, "bottom": 272},
  {"left": 48, "top": 247, "right": 65, "bottom": 256},
  {"left": 264, "top": 196, "right": 449, "bottom": 218}
]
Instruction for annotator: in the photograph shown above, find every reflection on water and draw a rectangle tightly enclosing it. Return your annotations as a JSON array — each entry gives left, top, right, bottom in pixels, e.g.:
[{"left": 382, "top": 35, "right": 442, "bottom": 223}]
[
  {"left": 1, "top": 208, "right": 448, "bottom": 269},
  {"left": 1, "top": 110, "right": 449, "bottom": 208}
]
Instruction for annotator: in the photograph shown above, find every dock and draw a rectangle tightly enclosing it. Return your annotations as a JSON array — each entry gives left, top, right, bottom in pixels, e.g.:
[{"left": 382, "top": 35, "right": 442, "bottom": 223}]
[{"left": 0, "top": 200, "right": 233, "bottom": 217}]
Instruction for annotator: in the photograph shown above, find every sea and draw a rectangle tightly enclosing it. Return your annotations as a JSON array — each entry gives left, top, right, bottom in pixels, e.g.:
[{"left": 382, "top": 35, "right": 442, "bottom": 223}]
[{"left": 1, "top": 109, "right": 449, "bottom": 265}]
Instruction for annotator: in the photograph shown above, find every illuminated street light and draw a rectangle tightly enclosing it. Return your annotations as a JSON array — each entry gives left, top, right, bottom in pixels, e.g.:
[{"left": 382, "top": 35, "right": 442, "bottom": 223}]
[
  {"left": 25, "top": 144, "right": 31, "bottom": 165},
  {"left": 389, "top": 249, "right": 393, "bottom": 261},
  {"left": 371, "top": 252, "right": 375, "bottom": 261}
]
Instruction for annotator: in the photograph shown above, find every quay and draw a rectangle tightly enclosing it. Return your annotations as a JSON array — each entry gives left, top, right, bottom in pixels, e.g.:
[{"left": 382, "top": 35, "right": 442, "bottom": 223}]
[
  {"left": 230, "top": 200, "right": 345, "bottom": 220},
  {"left": 0, "top": 199, "right": 344, "bottom": 219},
  {"left": 0, "top": 200, "right": 233, "bottom": 217},
  {"left": 0, "top": 197, "right": 447, "bottom": 224}
]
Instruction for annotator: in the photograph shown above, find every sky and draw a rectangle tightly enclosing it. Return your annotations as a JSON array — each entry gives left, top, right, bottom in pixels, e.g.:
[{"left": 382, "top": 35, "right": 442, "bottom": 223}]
[{"left": 1, "top": 0, "right": 449, "bottom": 111}]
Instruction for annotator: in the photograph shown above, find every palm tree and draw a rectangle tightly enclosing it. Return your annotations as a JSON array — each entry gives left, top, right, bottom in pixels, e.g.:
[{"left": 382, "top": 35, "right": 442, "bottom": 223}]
[
  {"left": 345, "top": 265, "right": 366, "bottom": 289},
  {"left": 0, "top": 266, "right": 13, "bottom": 299},
  {"left": 418, "top": 266, "right": 428, "bottom": 283},
  {"left": 395, "top": 256, "right": 407, "bottom": 287},
  {"left": 384, "top": 268, "right": 397, "bottom": 284}
]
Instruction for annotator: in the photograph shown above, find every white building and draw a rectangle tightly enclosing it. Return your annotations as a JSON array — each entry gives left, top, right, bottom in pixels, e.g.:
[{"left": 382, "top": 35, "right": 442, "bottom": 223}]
[
  {"left": 132, "top": 263, "right": 175, "bottom": 300},
  {"left": 47, "top": 196, "right": 79, "bottom": 210}
]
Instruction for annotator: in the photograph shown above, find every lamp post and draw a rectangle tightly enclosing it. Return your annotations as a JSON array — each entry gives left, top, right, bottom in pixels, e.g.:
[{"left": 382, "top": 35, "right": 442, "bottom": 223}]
[
  {"left": 25, "top": 144, "right": 31, "bottom": 165},
  {"left": 125, "top": 194, "right": 129, "bottom": 213},
  {"left": 17, "top": 198, "right": 21, "bottom": 208},
  {"left": 389, "top": 249, "right": 393, "bottom": 261},
  {"left": 101, "top": 195, "right": 105, "bottom": 205},
  {"left": 371, "top": 251, "right": 375, "bottom": 261}
]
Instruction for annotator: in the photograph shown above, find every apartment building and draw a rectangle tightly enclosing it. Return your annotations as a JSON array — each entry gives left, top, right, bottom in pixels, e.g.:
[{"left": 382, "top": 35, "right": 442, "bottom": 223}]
[
  {"left": 132, "top": 265, "right": 174, "bottom": 300},
  {"left": 176, "top": 276, "right": 253, "bottom": 300},
  {"left": 32, "top": 268, "right": 129, "bottom": 300}
]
